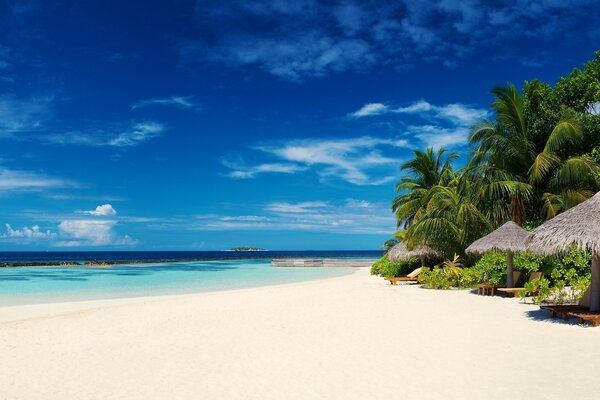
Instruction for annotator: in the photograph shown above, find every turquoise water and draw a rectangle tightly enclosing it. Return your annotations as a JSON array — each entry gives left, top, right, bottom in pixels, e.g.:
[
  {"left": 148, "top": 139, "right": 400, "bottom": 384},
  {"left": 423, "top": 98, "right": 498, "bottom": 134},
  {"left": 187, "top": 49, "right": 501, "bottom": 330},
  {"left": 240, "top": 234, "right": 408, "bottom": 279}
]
[{"left": 0, "top": 259, "right": 354, "bottom": 306}]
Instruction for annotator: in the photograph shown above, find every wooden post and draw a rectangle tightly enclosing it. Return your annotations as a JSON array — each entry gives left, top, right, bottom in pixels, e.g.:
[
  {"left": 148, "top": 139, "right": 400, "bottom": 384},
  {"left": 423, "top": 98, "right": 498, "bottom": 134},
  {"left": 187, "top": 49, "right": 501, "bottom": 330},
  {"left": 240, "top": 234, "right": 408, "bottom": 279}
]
[
  {"left": 590, "top": 253, "right": 600, "bottom": 312},
  {"left": 420, "top": 256, "right": 425, "bottom": 267},
  {"left": 506, "top": 250, "right": 514, "bottom": 288}
]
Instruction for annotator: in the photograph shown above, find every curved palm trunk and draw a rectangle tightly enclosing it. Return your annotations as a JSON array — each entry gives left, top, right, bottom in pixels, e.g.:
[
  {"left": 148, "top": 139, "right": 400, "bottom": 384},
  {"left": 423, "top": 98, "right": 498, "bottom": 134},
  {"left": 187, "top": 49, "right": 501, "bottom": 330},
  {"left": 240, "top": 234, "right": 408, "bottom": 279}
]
[
  {"left": 506, "top": 250, "right": 514, "bottom": 288},
  {"left": 590, "top": 254, "right": 600, "bottom": 312},
  {"left": 510, "top": 197, "right": 525, "bottom": 226}
]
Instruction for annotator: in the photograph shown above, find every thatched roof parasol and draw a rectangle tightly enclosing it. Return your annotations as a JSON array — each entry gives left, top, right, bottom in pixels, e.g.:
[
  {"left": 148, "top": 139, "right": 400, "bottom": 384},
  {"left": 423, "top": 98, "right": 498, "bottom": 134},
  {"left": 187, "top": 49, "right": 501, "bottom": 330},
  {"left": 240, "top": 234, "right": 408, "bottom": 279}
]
[
  {"left": 526, "top": 192, "right": 600, "bottom": 255},
  {"left": 526, "top": 191, "right": 600, "bottom": 310},
  {"left": 387, "top": 242, "right": 442, "bottom": 263},
  {"left": 466, "top": 221, "right": 530, "bottom": 288},
  {"left": 466, "top": 221, "right": 530, "bottom": 255}
]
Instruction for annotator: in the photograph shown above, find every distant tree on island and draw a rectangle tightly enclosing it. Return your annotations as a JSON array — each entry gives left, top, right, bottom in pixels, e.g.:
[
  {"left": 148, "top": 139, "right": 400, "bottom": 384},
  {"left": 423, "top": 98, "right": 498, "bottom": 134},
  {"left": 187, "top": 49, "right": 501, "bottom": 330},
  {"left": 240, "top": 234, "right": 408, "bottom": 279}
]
[{"left": 228, "top": 247, "right": 267, "bottom": 251}]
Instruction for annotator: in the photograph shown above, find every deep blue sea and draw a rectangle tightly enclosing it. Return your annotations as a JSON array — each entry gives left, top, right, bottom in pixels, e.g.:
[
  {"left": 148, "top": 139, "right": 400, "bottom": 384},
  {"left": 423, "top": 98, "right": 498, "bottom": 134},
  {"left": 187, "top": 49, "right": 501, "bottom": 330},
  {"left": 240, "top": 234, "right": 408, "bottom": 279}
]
[{"left": 0, "top": 251, "right": 381, "bottom": 306}]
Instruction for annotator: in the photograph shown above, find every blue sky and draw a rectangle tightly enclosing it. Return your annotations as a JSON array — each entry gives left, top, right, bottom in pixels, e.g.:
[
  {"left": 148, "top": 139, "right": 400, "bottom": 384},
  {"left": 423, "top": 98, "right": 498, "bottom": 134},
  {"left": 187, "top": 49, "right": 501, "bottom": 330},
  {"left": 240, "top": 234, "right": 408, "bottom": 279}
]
[{"left": 0, "top": 0, "right": 598, "bottom": 250}]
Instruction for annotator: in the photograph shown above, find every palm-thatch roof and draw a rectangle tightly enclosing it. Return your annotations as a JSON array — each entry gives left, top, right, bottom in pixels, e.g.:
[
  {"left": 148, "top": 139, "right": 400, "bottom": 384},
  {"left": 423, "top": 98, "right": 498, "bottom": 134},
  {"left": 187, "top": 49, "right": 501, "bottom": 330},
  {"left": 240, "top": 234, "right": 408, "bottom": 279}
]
[
  {"left": 466, "top": 221, "right": 530, "bottom": 255},
  {"left": 526, "top": 191, "right": 600, "bottom": 255},
  {"left": 387, "top": 242, "right": 443, "bottom": 261}
]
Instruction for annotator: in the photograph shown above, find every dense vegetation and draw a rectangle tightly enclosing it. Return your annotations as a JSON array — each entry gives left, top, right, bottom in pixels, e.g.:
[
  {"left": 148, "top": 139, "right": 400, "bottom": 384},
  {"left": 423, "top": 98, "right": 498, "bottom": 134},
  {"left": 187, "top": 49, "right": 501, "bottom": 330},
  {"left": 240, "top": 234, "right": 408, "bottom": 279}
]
[{"left": 380, "top": 52, "right": 600, "bottom": 301}]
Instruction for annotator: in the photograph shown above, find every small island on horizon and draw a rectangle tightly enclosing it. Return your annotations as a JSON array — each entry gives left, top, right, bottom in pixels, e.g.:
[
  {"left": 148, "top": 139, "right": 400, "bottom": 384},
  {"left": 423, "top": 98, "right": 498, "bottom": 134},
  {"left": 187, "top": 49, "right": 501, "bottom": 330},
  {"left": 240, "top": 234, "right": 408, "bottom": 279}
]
[{"left": 227, "top": 247, "right": 267, "bottom": 252}]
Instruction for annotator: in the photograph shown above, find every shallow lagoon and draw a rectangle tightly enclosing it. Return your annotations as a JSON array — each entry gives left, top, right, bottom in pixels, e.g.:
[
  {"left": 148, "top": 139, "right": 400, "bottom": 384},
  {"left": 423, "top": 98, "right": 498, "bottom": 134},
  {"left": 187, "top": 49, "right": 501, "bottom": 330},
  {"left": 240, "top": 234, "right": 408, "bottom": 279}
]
[{"left": 0, "top": 259, "right": 355, "bottom": 306}]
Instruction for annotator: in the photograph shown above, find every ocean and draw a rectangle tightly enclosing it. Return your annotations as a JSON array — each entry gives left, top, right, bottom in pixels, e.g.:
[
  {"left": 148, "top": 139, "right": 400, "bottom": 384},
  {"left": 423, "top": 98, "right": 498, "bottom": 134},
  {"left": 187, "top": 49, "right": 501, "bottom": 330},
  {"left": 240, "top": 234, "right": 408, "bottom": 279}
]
[{"left": 0, "top": 251, "right": 381, "bottom": 306}]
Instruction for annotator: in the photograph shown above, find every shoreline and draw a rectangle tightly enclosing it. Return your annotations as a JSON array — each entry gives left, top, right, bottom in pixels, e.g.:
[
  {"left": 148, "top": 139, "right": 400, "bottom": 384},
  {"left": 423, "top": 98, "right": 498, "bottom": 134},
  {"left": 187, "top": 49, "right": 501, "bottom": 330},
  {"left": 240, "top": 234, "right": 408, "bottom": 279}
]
[
  {"left": 0, "top": 267, "right": 361, "bottom": 321},
  {"left": 0, "top": 255, "right": 379, "bottom": 268}
]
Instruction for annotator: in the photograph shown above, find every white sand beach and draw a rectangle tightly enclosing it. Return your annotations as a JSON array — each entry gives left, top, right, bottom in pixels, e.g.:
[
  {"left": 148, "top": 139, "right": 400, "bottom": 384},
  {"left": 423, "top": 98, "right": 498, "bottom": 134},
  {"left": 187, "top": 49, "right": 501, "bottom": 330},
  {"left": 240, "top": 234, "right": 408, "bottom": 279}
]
[{"left": 1, "top": 267, "right": 599, "bottom": 400}]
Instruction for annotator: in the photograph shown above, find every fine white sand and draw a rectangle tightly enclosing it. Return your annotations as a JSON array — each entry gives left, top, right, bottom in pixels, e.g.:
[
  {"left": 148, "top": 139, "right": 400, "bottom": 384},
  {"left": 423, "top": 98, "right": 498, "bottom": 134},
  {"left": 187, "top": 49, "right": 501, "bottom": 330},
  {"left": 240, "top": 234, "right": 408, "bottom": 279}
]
[{"left": 1, "top": 267, "right": 599, "bottom": 400}]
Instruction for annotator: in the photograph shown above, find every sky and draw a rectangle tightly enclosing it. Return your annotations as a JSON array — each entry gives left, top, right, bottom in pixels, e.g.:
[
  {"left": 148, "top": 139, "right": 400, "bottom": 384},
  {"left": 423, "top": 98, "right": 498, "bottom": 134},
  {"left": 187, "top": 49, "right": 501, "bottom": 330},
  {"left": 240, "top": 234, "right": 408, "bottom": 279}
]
[{"left": 0, "top": 0, "right": 599, "bottom": 251}]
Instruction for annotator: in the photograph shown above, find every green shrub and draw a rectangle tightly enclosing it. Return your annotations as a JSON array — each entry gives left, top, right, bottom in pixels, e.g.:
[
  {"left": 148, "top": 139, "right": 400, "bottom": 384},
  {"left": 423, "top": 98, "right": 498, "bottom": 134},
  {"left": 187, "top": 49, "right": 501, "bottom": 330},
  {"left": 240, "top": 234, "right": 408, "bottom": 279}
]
[
  {"left": 466, "top": 251, "right": 547, "bottom": 287},
  {"left": 547, "top": 246, "right": 592, "bottom": 282},
  {"left": 370, "top": 255, "right": 420, "bottom": 278},
  {"left": 419, "top": 266, "right": 462, "bottom": 289},
  {"left": 519, "top": 269, "right": 591, "bottom": 304},
  {"left": 419, "top": 255, "right": 465, "bottom": 289}
]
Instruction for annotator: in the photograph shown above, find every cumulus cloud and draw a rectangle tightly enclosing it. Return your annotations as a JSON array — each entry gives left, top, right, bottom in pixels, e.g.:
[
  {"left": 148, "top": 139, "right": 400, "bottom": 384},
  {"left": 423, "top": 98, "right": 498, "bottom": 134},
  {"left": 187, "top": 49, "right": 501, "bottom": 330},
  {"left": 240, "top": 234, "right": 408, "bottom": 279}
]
[
  {"left": 2, "top": 205, "right": 137, "bottom": 247},
  {"left": 1, "top": 224, "right": 55, "bottom": 239},
  {"left": 82, "top": 204, "right": 117, "bottom": 216},
  {"left": 182, "top": 0, "right": 598, "bottom": 80},
  {"left": 131, "top": 96, "right": 200, "bottom": 110},
  {"left": 222, "top": 136, "right": 408, "bottom": 185},
  {"left": 58, "top": 220, "right": 117, "bottom": 246}
]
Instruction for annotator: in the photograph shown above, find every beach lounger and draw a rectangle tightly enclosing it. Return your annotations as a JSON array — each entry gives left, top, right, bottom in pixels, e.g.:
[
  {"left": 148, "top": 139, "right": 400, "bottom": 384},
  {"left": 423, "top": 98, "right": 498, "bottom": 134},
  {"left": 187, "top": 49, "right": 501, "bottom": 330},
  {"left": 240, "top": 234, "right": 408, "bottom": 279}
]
[
  {"left": 385, "top": 268, "right": 422, "bottom": 285},
  {"left": 497, "top": 272, "right": 543, "bottom": 297},
  {"left": 477, "top": 271, "right": 522, "bottom": 296},
  {"left": 540, "top": 304, "right": 588, "bottom": 320},
  {"left": 566, "top": 311, "right": 600, "bottom": 327},
  {"left": 539, "top": 288, "right": 595, "bottom": 324}
]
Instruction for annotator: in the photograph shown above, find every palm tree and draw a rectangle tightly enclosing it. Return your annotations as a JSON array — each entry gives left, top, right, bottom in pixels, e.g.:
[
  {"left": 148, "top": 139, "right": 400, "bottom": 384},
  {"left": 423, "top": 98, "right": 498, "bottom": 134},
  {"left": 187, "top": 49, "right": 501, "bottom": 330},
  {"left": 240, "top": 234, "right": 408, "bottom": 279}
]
[
  {"left": 469, "top": 84, "right": 598, "bottom": 225},
  {"left": 403, "top": 173, "right": 491, "bottom": 256},
  {"left": 392, "top": 148, "right": 457, "bottom": 228}
]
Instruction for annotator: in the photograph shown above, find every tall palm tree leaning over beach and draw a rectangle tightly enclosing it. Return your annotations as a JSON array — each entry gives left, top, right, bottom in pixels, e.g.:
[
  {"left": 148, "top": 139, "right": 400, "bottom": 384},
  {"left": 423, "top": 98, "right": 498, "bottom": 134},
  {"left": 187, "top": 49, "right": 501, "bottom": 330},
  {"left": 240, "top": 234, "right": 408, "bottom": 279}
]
[{"left": 468, "top": 84, "right": 599, "bottom": 226}]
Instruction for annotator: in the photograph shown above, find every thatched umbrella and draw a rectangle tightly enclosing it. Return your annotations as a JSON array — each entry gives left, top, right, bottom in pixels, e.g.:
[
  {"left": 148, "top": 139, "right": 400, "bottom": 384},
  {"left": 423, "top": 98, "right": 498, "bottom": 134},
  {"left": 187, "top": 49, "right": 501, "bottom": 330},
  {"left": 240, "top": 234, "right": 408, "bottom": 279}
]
[
  {"left": 465, "top": 221, "right": 530, "bottom": 288},
  {"left": 387, "top": 242, "right": 442, "bottom": 266},
  {"left": 526, "top": 192, "right": 600, "bottom": 311}
]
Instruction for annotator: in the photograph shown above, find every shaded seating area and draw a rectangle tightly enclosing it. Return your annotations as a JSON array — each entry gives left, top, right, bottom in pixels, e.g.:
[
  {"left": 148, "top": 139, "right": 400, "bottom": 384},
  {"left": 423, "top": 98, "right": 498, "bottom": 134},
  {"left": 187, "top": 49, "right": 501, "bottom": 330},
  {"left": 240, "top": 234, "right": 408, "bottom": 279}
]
[
  {"left": 497, "top": 272, "right": 543, "bottom": 297},
  {"left": 466, "top": 221, "right": 530, "bottom": 290},
  {"left": 385, "top": 268, "right": 422, "bottom": 285},
  {"left": 540, "top": 290, "right": 600, "bottom": 327},
  {"left": 526, "top": 192, "right": 600, "bottom": 325},
  {"left": 477, "top": 271, "right": 522, "bottom": 296}
]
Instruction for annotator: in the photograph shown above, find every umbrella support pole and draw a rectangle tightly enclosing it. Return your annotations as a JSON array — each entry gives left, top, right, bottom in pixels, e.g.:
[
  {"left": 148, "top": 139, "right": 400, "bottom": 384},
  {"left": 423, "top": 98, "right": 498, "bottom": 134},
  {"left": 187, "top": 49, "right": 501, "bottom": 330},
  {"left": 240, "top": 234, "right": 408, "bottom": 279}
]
[
  {"left": 506, "top": 250, "right": 514, "bottom": 288},
  {"left": 590, "top": 254, "right": 600, "bottom": 312}
]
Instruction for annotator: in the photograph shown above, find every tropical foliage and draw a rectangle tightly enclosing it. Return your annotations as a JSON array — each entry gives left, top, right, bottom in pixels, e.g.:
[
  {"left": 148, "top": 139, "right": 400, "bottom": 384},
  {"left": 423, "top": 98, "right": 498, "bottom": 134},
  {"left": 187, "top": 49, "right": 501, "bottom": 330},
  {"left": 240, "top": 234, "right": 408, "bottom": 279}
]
[
  {"left": 378, "top": 52, "right": 600, "bottom": 293},
  {"left": 370, "top": 255, "right": 420, "bottom": 278},
  {"left": 390, "top": 52, "right": 600, "bottom": 259}
]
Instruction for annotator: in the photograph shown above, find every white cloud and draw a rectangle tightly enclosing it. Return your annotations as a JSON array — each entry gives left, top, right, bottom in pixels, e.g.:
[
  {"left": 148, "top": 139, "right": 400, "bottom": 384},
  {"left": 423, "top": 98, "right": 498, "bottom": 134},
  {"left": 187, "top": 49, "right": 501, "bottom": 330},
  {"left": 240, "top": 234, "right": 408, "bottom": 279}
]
[
  {"left": 1, "top": 224, "right": 55, "bottom": 239},
  {"left": 192, "top": 34, "right": 374, "bottom": 81},
  {"left": 42, "top": 121, "right": 165, "bottom": 147},
  {"left": 57, "top": 220, "right": 136, "bottom": 247},
  {"left": 164, "top": 199, "right": 395, "bottom": 235},
  {"left": 131, "top": 96, "right": 200, "bottom": 110},
  {"left": 395, "top": 100, "right": 433, "bottom": 114},
  {"left": 265, "top": 201, "right": 330, "bottom": 213},
  {"left": 108, "top": 122, "right": 165, "bottom": 147},
  {"left": 250, "top": 136, "right": 408, "bottom": 185},
  {"left": 221, "top": 136, "right": 409, "bottom": 185},
  {"left": 0, "top": 95, "right": 53, "bottom": 137},
  {"left": 407, "top": 125, "right": 470, "bottom": 150},
  {"left": 355, "top": 99, "right": 488, "bottom": 127},
  {"left": 221, "top": 161, "right": 307, "bottom": 179},
  {"left": 0, "top": 168, "right": 75, "bottom": 192},
  {"left": 347, "top": 99, "right": 488, "bottom": 149},
  {"left": 349, "top": 102, "right": 388, "bottom": 118},
  {"left": 183, "top": 1, "right": 597, "bottom": 80},
  {"left": 2, "top": 206, "right": 137, "bottom": 247},
  {"left": 82, "top": 204, "right": 117, "bottom": 216}
]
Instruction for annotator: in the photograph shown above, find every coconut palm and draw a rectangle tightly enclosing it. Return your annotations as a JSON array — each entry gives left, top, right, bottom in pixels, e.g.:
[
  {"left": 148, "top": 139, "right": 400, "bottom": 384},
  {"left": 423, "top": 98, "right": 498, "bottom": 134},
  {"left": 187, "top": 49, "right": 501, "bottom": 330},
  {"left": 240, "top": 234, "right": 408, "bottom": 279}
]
[
  {"left": 469, "top": 84, "right": 598, "bottom": 225},
  {"left": 392, "top": 148, "right": 458, "bottom": 228},
  {"left": 403, "top": 173, "right": 491, "bottom": 257}
]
